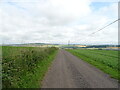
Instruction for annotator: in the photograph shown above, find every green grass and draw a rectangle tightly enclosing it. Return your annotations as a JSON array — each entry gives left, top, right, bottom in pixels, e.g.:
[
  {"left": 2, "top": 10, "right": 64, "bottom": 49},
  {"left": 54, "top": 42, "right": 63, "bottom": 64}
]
[
  {"left": 67, "top": 49, "right": 119, "bottom": 80},
  {"left": 2, "top": 46, "right": 58, "bottom": 88}
]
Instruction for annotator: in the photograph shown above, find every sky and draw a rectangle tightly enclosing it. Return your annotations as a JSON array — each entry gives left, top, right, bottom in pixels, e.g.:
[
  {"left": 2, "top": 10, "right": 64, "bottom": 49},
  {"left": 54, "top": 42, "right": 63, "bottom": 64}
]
[{"left": 0, "top": 0, "right": 119, "bottom": 45}]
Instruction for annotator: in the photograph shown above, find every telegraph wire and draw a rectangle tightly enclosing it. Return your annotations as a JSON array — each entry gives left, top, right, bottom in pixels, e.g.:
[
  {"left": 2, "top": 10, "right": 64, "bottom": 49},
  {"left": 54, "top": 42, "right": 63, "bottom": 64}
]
[
  {"left": 75, "top": 18, "right": 119, "bottom": 45},
  {"left": 88, "top": 18, "right": 120, "bottom": 36}
]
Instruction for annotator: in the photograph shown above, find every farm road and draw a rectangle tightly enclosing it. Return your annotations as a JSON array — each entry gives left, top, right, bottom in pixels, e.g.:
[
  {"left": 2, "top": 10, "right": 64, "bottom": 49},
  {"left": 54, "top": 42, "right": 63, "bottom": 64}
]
[{"left": 42, "top": 49, "right": 118, "bottom": 88}]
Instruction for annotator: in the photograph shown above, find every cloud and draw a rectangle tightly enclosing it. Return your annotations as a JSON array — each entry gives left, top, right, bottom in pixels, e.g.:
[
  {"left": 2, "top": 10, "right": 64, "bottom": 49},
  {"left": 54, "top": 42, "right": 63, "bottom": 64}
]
[{"left": 0, "top": 0, "right": 118, "bottom": 44}]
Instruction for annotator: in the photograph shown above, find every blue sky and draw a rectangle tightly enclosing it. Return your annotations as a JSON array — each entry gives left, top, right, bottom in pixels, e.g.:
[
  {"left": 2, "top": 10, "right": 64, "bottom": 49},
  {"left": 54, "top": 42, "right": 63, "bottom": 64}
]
[
  {"left": 0, "top": 0, "right": 118, "bottom": 45},
  {"left": 90, "top": 2, "right": 113, "bottom": 10}
]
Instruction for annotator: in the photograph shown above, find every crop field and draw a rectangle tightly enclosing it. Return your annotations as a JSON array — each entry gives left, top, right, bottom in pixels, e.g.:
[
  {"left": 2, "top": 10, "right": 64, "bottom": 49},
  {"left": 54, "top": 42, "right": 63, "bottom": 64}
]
[
  {"left": 2, "top": 46, "right": 58, "bottom": 88},
  {"left": 67, "top": 49, "right": 119, "bottom": 80}
]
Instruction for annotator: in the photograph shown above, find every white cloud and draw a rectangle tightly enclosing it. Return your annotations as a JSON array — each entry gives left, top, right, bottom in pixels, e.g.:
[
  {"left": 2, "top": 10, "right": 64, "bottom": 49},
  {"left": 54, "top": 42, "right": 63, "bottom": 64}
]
[
  {"left": 91, "top": 0, "right": 119, "bottom": 2},
  {"left": 0, "top": 0, "right": 118, "bottom": 44}
]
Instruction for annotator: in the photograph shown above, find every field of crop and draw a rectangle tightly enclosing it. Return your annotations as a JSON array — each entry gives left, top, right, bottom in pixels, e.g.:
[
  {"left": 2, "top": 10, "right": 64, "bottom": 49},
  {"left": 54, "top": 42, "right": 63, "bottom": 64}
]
[
  {"left": 2, "top": 46, "right": 58, "bottom": 88},
  {"left": 67, "top": 49, "right": 119, "bottom": 80}
]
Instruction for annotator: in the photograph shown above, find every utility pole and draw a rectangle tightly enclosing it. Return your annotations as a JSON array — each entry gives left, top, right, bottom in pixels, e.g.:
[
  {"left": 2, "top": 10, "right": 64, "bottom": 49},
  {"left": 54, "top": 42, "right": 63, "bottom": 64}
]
[{"left": 68, "top": 40, "right": 70, "bottom": 46}]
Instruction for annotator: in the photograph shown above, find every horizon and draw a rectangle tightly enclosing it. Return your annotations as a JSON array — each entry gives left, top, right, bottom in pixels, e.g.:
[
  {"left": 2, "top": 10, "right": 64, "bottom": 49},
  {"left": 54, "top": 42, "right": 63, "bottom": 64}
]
[{"left": 1, "top": 42, "right": 119, "bottom": 46}]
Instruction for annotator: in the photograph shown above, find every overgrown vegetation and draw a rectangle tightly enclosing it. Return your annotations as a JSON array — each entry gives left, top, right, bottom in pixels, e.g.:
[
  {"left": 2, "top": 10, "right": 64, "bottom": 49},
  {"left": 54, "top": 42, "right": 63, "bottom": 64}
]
[
  {"left": 2, "top": 46, "right": 58, "bottom": 88},
  {"left": 67, "top": 49, "right": 119, "bottom": 80}
]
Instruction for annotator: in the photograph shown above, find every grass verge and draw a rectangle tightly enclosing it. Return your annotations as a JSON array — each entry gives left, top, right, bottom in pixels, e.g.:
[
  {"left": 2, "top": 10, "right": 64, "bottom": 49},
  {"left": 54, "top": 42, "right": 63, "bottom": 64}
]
[
  {"left": 67, "top": 49, "right": 119, "bottom": 80},
  {"left": 2, "top": 46, "right": 58, "bottom": 88},
  {"left": 19, "top": 50, "right": 58, "bottom": 88}
]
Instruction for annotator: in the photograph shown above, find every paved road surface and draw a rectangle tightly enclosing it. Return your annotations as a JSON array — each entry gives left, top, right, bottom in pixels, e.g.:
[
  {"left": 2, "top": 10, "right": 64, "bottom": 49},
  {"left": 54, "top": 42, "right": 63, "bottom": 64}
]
[{"left": 42, "top": 49, "right": 118, "bottom": 88}]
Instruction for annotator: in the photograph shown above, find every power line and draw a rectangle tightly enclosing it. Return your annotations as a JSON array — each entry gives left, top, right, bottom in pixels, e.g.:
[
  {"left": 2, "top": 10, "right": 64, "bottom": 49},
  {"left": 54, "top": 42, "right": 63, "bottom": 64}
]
[
  {"left": 76, "top": 18, "right": 119, "bottom": 44},
  {"left": 88, "top": 18, "right": 120, "bottom": 36}
]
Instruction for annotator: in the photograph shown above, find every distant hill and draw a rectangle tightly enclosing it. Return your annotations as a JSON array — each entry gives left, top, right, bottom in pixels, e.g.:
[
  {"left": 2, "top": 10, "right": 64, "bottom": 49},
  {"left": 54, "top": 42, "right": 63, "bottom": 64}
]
[{"left": 2, "top": 43, "right": 120, "bottom": 48}]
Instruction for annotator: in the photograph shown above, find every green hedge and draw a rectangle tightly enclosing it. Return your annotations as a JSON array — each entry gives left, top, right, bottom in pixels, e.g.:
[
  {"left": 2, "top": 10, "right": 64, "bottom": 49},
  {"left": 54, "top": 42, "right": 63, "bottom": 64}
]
[{"left": 2, "top": 46, "right": 58, "bottom": 88}]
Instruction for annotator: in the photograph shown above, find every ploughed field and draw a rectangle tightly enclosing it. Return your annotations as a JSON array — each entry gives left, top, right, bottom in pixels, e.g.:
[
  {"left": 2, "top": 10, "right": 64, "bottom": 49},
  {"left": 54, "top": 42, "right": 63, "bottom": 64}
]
[
  {"left": 67, "top": 49, "right": 119, "bottom": 80},
  {"left": 2, "top": 46, "right": 58, "bottom": 88}
]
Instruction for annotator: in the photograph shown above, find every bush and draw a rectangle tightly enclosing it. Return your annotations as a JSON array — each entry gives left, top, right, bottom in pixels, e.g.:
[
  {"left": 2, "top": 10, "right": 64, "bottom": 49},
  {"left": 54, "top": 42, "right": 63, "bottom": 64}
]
[{"left": 2, "top": 46, "right": 57, "bottom": 88}]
